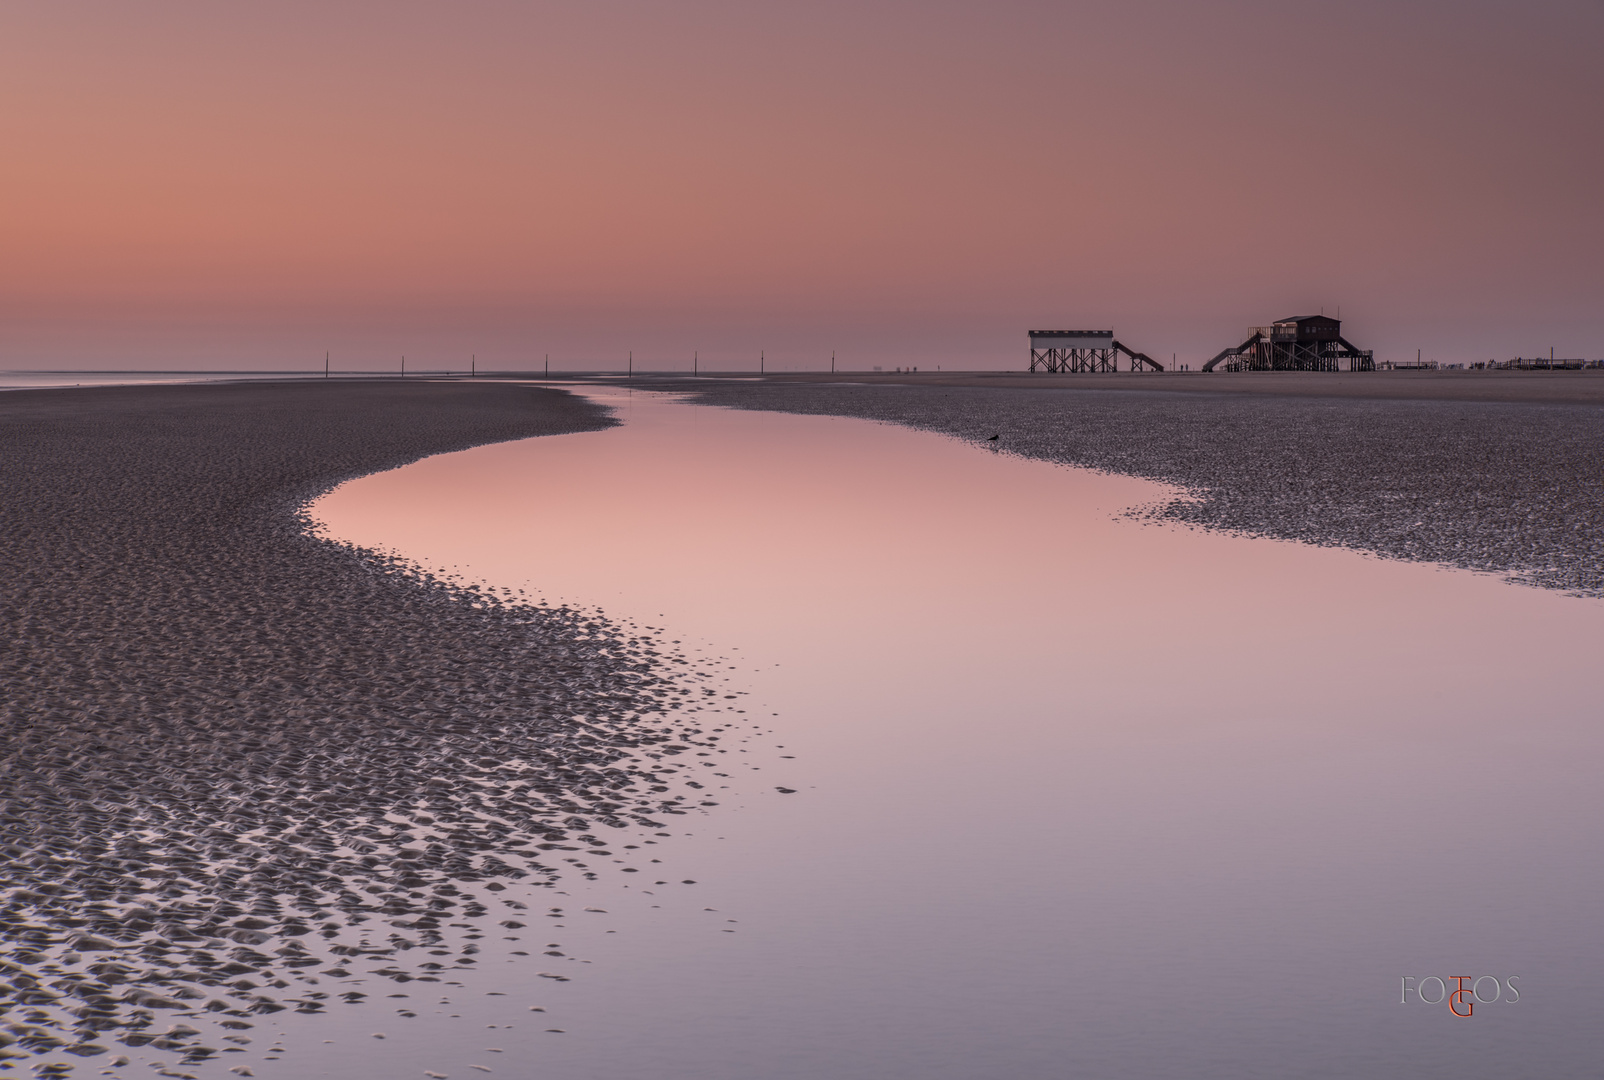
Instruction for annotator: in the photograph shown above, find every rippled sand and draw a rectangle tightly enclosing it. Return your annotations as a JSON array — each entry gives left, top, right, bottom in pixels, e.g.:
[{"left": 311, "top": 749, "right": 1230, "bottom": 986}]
[{"left": 0, "top": 381, "right": 720, "bottom": 1075}]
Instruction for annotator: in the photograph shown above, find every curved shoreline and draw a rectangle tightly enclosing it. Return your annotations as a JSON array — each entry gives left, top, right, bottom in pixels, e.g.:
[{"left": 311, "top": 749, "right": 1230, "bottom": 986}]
[
  {"left": 661, "top": 378, "right": 1604, "bottom": 597},
  {"left": 0, "top": 381, "right": 711, "bottom": 1070}
]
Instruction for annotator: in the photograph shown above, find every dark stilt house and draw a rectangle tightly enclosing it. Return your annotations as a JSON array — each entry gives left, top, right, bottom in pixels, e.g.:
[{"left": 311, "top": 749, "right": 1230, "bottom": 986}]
[{"left": 1204, "top": 315, "right": 1374, "bottom": 372}]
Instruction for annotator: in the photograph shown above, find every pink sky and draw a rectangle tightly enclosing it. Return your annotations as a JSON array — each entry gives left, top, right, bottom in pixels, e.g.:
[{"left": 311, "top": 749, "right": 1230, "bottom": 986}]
[{"left": 3, "top": 0, "right": 1600, "bottom": 370}]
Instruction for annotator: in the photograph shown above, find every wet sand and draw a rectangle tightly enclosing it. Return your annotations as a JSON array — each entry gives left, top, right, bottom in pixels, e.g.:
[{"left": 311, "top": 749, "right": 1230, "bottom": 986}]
[
  {"left": 6, "top": 372, "right": 1599, "bottom": 1072},
  {"left": 0, "top": 381, "right": 715, "bottom": 1073},
  {"left": 637, "top": 374, "right": 1604, "bottom": 596},
  {"left": 738, "top": 368, "right": 1604, "bottom": 406}
]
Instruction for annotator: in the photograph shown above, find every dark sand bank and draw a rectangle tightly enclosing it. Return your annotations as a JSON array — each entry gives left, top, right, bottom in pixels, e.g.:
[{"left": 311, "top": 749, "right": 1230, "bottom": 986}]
[
  {"left": 1, "top": 381, "right": 711, "bottom": 1071},
  {"left": 641, "top": 377, "right": 1604, "bottom": 597},
  {"left": 743, "top": 368, "right": 1604, "bottom": 406}
]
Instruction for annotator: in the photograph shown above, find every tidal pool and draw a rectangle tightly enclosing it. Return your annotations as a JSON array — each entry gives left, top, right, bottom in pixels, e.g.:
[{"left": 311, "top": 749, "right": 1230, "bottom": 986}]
[{"left": 309, "top": 386, "right": 1604, "bottom": 1079}]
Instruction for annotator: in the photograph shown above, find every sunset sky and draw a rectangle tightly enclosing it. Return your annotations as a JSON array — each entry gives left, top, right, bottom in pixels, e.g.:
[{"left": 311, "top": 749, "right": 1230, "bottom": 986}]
[{"left": 3, "top": 0, "right": 1601, "bottom": 371}]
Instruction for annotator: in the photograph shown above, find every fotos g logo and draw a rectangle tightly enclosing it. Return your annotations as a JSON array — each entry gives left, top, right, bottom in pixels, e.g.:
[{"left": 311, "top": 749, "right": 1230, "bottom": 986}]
[{"left": 1400, "top": 976, "right": 1520, "bottom": 1017}]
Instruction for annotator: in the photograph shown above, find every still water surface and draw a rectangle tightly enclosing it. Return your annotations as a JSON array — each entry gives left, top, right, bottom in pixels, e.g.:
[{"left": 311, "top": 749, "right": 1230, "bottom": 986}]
[
  {"left": 311, "top": 387, "right": 1604, "bottom": 1079},
  {"left": 0, "top": 371, "right": 309, "bottom": 391}
]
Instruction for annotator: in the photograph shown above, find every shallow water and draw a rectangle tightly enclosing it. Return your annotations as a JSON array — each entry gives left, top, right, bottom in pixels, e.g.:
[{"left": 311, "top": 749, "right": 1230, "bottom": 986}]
[
  {"left": 0, "top": 372, "right": 456, "bottom": 391},
  {"left": 309, "top": 387, "right": 1604, "bottom": 1079},
  {"left": 0, "top": 371, "right": 307, "bottom": 391}
]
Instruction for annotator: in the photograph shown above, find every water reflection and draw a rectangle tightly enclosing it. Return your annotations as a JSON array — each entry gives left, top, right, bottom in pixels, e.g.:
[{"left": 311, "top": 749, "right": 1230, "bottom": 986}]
[
  {"left": 310, "top": 387, "right": 1604, "bottom": 1079},
  {"left": 0, "top": 373, "right": 306, "bottom": 391}
]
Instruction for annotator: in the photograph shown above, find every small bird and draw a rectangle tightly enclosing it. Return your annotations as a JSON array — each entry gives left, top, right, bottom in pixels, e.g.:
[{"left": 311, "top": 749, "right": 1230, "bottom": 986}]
[{"left": 987, "top": 434, "right": 999, "bottom": 441}]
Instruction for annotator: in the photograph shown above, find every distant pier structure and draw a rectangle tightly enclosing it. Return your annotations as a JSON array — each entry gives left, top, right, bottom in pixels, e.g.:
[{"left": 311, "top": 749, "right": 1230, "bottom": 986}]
[
  {"left": 1203, "top": 315, "right": 1374, "bottom": 372},
  {"left": 1029, "top": 330, "right": 1163, "bottom": 373}
]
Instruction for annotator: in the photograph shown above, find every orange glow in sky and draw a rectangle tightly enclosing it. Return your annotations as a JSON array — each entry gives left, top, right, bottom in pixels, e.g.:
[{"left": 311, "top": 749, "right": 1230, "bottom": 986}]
[{"left": 3, "top": 0, "right": 1600, "bottom": 368}]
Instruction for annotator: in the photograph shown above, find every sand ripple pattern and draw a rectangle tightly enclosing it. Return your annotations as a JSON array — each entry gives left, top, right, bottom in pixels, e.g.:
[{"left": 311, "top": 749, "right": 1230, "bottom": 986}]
[{"left": 0, "top": 382, "right": 715, "bottom": 1073}]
